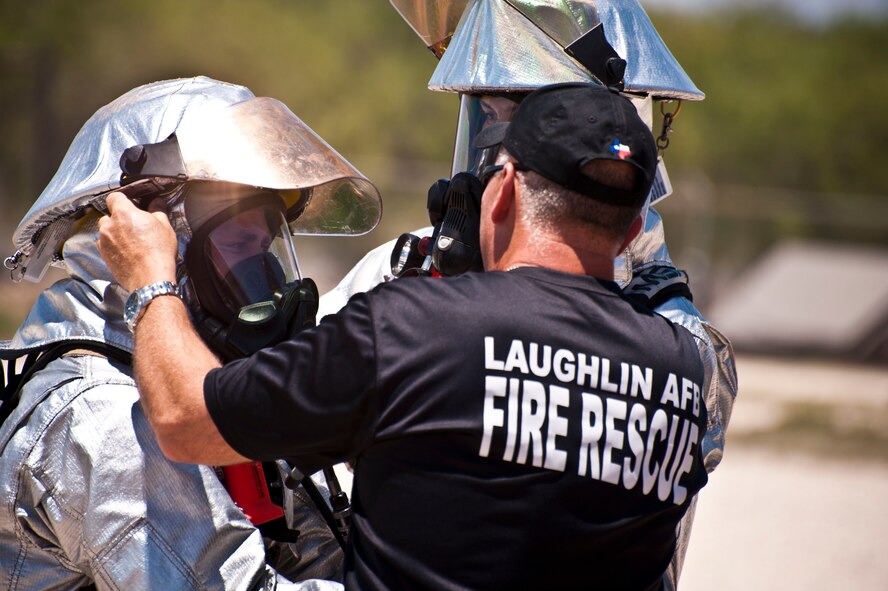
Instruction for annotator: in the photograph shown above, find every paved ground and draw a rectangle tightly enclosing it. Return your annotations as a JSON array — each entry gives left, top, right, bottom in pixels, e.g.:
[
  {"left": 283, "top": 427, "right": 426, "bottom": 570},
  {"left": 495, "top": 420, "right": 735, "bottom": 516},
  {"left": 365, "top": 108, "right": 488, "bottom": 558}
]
[{"left": 680, "top": 354, "right": 888, "bottom": 590}]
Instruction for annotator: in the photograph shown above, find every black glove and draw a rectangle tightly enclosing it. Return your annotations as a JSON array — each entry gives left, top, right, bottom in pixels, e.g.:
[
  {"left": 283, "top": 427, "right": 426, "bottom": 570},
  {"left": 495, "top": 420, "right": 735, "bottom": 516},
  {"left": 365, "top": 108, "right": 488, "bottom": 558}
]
[{"left": 623, "top": 264, "right": 693, "bottom": 309}]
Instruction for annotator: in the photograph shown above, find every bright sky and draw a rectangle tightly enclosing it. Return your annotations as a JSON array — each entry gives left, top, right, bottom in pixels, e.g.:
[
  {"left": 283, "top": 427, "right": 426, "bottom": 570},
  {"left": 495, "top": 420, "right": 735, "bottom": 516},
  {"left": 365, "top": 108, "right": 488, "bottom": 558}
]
[{"left": 643, "top": 0, "right": 888, "bottom": 25}]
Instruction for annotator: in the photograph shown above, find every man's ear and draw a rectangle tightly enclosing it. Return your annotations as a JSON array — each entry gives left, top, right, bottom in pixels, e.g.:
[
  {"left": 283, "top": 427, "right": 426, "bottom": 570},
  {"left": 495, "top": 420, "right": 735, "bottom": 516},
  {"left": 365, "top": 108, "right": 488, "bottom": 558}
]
[
  {"left": 618, "top": 214, "right": 644, "bottom": 253},
  {"left": 489, "top": 162, "right": 517, "bottom": 223}
]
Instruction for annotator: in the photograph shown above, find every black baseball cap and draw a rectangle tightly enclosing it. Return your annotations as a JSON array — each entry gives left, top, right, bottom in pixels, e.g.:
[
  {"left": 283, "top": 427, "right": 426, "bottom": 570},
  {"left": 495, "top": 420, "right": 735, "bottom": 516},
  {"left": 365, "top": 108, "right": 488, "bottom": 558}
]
[{"left": 473, "top": 82, "right": 657, "bottom": 208}]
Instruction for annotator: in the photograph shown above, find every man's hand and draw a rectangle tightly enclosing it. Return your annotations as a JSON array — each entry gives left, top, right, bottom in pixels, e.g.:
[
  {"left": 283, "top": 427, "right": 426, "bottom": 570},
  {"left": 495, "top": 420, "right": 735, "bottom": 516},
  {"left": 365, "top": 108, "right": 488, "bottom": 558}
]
[
  {"left": 97, "top": 192, "right": 178, "bottom": 292},
  {"left": 96, "top": 192, "right": 247, "bottom": 466}
]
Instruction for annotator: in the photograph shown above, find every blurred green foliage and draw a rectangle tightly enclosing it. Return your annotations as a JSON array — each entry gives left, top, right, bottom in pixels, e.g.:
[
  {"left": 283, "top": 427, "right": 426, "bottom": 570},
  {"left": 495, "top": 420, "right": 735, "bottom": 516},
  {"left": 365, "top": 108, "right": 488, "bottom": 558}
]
[
  {"left": 0, "top": 0, "right": 456, "bottom": 208},
  {"left": 647, "top": 10, "right": 888, "bottom": 283},
  {"left": 0, "top": 0, "right": 458, "bottom": 310},
  {"left": 652, "top": 10, "right": 888, "bottom": 196},
  {"left": 0, "top": 1, "right": 886, "bottom": 334},
  {"left": 2, "top": 2, "right": 885, "bottom": 211}
]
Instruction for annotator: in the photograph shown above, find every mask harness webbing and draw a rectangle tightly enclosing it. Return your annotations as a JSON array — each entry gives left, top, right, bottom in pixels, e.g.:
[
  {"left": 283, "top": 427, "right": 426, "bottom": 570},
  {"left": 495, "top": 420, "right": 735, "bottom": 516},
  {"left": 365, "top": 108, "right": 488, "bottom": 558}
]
[{"left": 0, "top": 341, "right": 132, "bottom": 428}]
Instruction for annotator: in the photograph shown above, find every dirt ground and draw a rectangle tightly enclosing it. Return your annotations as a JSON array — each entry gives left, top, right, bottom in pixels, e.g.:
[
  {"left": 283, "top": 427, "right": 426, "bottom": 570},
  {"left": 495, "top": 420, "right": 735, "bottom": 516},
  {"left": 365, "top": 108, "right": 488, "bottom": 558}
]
[
  {"left": 679, "top": 354, "right": 888, "bottom": 590},
  {"left": 680, "top": 446, "right": 888, "bottom": 590}
]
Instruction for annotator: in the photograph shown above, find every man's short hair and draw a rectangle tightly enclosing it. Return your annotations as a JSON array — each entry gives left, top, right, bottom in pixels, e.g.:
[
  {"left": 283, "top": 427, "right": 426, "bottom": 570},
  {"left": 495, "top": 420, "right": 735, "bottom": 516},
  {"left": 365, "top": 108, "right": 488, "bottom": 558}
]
[{"left": 499, "top": 150, "right": 641, "bottom": 242}]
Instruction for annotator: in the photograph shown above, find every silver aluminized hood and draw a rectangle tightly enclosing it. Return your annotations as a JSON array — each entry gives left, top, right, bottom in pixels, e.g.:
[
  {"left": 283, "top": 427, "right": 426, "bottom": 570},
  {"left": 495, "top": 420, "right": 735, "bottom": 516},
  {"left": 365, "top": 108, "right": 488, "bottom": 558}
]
[
  {"left": 390, "top": 0, "right": 703, "bottom": 100},
  {"left": 2, "top": 76, "right": 382, "bottom": 356},
  {"left": 9, "top": 77, "right": 255, "bottom": 282},
  {"left": 7, "top": 76, "right": 381, "bottom": 284}
]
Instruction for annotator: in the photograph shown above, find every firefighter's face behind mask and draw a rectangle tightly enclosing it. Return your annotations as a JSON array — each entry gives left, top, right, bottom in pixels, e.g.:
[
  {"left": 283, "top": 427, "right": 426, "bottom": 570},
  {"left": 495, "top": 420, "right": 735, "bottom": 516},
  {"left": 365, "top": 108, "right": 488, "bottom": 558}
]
[
  {"left": 184, "top": 185, "right": 318, "bottom": 361},
  {"left": 452, "top": 94, "right": 522, "bottom": 177}
]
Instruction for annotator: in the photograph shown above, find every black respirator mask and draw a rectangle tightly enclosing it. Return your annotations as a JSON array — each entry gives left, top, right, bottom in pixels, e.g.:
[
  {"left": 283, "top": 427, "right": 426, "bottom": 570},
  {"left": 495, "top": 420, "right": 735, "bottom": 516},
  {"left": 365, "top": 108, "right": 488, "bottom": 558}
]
[
  {"left": 184, "top": 192, "right": 318, "bottom": 361},
  {"left": 390, "top": 172, "right": 485, "bottom": 278},
  {"left": 392, "top": 146, "right": 509, "bottom": 278},
  {"left": 391, "top": 94, "right": 525, "bottom": 279}
]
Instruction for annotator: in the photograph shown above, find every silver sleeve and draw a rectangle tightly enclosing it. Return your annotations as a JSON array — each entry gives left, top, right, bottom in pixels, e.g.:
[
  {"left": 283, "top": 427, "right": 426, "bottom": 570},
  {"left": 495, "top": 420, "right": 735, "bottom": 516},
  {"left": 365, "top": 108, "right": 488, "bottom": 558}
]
[
  {"left": 623, "top": 208, "right": 738, "bottom": 588},
  {"left": 0, "top": 357, "right": 341, "bottom": 590}
]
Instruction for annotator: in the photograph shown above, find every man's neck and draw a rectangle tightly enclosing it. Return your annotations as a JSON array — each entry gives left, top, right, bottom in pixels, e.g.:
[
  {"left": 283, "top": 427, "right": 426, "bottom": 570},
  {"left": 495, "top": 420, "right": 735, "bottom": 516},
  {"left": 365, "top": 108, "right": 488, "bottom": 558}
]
[{"left": 494, "top": 235, "right": 617, "bottom": 281}]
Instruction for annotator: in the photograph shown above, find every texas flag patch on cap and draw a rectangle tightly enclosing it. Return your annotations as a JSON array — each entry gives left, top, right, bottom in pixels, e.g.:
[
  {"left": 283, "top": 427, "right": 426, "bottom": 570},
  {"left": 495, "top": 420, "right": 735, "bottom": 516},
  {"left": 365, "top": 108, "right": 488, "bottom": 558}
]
[{"left": 609, "top": 138, "right": 632, "bottom": 160}]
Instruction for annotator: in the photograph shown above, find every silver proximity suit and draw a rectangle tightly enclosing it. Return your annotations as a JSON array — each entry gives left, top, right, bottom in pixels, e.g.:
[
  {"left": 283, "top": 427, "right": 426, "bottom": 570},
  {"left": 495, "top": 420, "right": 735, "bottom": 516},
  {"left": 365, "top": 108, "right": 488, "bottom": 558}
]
[
  {"left": 0, "top": 240, "right": 341, "bottom": 590},
  {"left": 0, "top": 76, "right": 371, "bottom": 590}
]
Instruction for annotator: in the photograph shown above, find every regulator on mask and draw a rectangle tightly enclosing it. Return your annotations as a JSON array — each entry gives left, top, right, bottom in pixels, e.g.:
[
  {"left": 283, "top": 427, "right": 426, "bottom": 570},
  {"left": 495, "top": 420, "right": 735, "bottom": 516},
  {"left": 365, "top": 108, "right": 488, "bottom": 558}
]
[{"left": 391, "top": 172, "right": 485, "bottom": 278}]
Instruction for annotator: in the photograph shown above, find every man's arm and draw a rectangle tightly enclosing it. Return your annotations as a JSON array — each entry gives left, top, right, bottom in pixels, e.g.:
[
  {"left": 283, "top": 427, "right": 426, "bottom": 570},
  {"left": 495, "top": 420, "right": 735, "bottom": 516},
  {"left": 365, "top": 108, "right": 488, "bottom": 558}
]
[
  {"left": 134, "top": 295, "right": 247, "bottom": 465},
  {"left": 97, "top": 192, "right": 248, "bottom": 465}
]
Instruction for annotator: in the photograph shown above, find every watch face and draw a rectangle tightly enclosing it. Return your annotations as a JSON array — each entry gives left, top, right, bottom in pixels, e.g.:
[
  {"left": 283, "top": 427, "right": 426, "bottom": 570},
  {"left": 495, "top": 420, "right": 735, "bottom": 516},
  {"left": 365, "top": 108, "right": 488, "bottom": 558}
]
[
  {"left": 124, "top": 292, "right": 141, "bottom": 325},
  {"left": 124, "top": 282, "right": 178, "bottom": 331}
]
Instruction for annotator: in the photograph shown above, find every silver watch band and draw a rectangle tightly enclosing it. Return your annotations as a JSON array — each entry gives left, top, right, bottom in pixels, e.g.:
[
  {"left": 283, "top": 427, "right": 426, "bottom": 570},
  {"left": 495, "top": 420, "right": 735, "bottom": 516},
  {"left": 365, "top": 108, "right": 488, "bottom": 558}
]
[{"left": 124, "top": 280, "right": 180, "bottom": 332}]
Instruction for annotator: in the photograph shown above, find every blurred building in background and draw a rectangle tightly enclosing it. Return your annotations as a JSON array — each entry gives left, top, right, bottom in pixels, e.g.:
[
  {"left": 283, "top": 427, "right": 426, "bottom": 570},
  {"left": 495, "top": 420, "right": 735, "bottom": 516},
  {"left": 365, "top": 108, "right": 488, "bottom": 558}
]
[{"left": 708, "top": 240, "right": 888, "bottom": 362}]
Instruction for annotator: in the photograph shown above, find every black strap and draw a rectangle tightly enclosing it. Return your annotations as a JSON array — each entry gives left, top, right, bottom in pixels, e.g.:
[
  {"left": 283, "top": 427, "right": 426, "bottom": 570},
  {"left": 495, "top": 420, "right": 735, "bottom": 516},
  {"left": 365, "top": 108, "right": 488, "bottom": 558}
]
[
  {"left": 0, "top": 341, "right": 132, "bottom": 428},
  {"left": 564, "top": 23, "right": 627, "bottom": 90},
  {"left": 299, "top": 473, "right": 348, "bottom": 551}
]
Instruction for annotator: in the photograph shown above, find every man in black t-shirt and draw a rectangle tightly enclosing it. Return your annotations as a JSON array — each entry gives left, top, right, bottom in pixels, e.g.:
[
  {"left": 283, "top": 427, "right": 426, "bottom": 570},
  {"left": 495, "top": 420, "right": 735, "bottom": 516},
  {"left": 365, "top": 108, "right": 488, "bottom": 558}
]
[{"left": 98, "top": 83, "right": 708, "bottom": 590}]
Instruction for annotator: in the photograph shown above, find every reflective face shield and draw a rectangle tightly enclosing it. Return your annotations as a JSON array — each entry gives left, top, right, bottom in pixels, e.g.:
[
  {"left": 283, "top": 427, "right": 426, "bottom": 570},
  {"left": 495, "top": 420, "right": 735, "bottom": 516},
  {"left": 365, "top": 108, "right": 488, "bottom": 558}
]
[
  {"left": 7, "top": 79, "right": 381, "bottom": 284},
  {"left": 389, "top": 0, "right": 469, "bottom": 57},
  {"left": 121, "top": 97, "right": 382, "bottom": 237},
  {"left": 451, "top": 92, "right": 670, "bottom": 206}
]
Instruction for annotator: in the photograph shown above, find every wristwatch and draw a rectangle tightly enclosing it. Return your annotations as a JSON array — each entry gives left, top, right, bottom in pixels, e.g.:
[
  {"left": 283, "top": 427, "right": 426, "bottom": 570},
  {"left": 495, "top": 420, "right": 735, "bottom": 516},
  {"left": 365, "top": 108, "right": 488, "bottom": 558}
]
[{"left": 124, "top": 280, "right": 180, "bottom": 332}]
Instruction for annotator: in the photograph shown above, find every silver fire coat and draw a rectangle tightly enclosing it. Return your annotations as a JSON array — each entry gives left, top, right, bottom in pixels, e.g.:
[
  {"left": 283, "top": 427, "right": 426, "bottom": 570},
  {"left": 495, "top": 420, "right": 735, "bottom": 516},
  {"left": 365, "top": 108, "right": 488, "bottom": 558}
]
[{"left": 0, "top": 233, "right": 343, "bottom": 591}]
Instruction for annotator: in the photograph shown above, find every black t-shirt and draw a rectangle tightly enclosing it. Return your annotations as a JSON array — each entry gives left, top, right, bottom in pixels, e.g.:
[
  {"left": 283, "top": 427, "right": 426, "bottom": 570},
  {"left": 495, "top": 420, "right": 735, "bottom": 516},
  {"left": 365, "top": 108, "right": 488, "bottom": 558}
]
[{"left": 206, "top": 267, "right": 707, "bottom": 591}]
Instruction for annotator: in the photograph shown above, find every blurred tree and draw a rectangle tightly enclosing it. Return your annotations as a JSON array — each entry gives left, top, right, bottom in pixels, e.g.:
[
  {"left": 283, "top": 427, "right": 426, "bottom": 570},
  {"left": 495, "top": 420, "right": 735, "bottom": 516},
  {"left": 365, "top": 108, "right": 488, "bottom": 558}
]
[
  {"left": 0, "top": 2, "right": 886, "bottom": 329},
  {"left": 651, "top": 10, "right": 888, "bottom": 197},
  {"left": 0, "top": 0, "right": 456, "bottom": 212},
  {"left": 2, "top": 3, "right": 886, "bottom": 213}
]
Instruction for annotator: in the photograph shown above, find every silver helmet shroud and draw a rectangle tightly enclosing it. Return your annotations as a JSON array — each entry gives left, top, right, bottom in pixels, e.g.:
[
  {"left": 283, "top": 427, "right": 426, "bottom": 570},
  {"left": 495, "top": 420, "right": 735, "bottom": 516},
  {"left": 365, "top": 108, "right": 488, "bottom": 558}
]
[
  {"left": 390, "top": 0, "right": 702, "bottom": 99},
  {"left": 384, "top": 1, "right": 705, "bottom": 285},
  {"left": 390, "top": 0, "right": 700, "bottom": 186},
  {"left": 2, "top": 76, "right": 381, "bottom": 356},
  {"left": 7, "top": 76, "right": 381, "bottom": 284}
]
